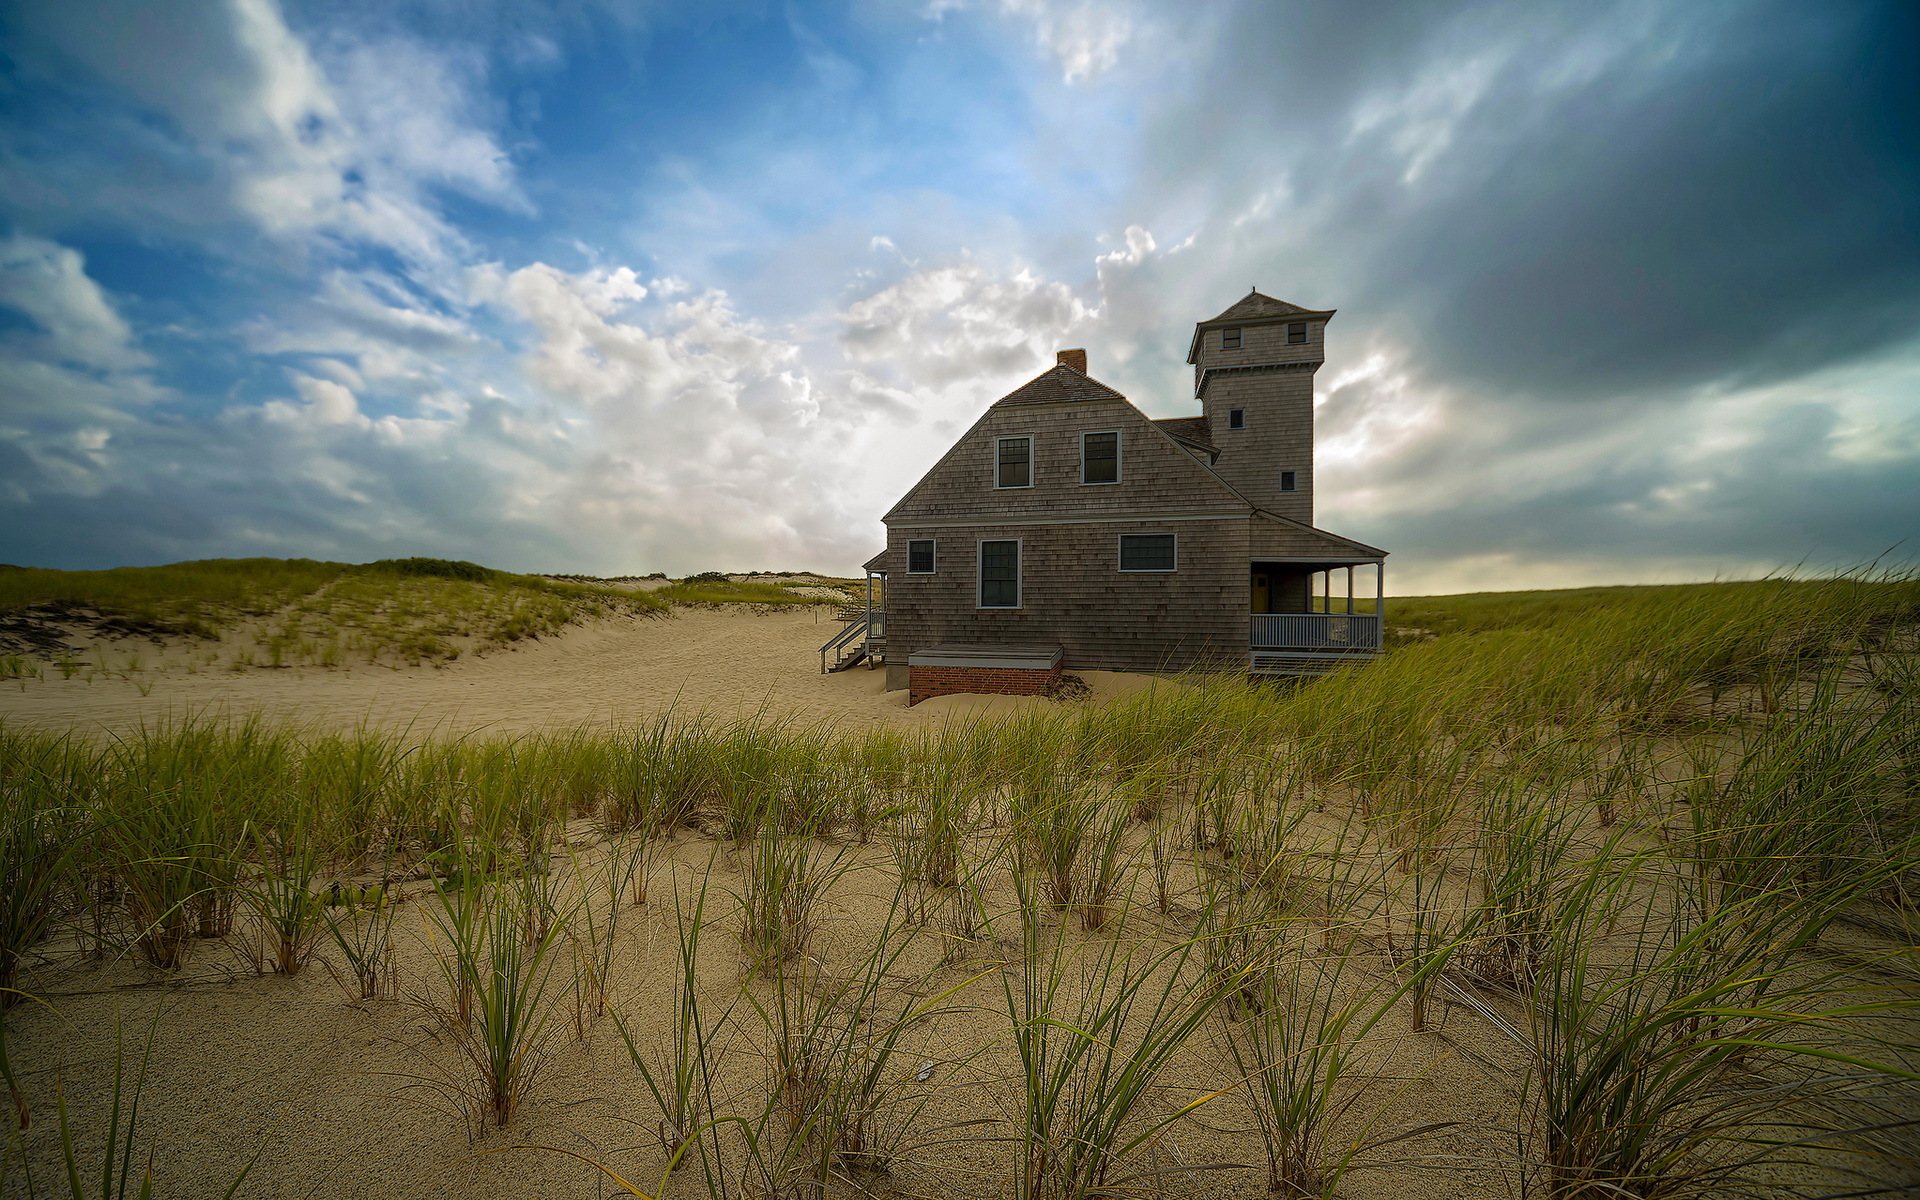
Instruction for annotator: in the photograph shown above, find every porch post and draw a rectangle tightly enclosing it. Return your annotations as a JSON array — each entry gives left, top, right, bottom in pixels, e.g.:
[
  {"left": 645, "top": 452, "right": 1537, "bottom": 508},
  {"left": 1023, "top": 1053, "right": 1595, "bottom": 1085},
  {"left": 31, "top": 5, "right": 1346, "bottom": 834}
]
[
  {"left": 1345, "top": 566, "right": 1354, "bottom": 614},
  {"left": 1375, "top": 561, "right": 1386, "bottom": 629}
]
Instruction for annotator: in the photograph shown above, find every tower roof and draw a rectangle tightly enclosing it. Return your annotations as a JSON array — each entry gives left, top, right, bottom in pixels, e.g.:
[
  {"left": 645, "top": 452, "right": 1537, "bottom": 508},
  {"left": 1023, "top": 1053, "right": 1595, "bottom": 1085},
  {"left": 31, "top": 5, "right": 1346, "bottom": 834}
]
[
  {"left": 1205, "top": 291, "right": 1315, "bottom": 323},
  {"left": 1187, "top": 291, "right": 1336, "bottom": 363}
]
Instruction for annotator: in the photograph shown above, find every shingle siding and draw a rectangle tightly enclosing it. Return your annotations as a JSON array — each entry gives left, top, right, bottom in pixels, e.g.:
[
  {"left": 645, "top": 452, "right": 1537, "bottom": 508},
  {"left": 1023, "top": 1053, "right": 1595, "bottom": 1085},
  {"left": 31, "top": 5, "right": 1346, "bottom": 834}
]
[
  {"left": 1200, "top": 367, "right": 1316, "bottom": 523},
  {"left": 883, "top": 516, "right": 1250, "bottom": 672}
]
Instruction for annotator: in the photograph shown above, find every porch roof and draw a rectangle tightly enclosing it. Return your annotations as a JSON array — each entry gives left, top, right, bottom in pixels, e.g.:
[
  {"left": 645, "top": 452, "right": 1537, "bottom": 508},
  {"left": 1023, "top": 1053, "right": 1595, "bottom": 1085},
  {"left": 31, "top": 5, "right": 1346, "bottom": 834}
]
[{"left": 1249, "top": 511, "right": 1386, "bottom": 562}]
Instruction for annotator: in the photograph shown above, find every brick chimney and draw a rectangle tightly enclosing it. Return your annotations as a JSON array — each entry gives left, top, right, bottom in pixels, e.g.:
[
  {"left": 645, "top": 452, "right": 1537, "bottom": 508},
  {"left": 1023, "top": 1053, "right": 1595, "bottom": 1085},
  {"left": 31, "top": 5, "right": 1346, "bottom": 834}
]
[{"left": 1056, "top": 348, "right": 1087, "bottom": 373}]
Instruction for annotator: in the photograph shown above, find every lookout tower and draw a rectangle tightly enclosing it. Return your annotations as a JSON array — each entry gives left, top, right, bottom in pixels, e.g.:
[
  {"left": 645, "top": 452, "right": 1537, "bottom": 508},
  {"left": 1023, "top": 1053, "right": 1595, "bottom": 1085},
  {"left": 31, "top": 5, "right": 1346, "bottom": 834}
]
[{"left": 1186, "top": 291, "right": 1335, "bottom": 525}]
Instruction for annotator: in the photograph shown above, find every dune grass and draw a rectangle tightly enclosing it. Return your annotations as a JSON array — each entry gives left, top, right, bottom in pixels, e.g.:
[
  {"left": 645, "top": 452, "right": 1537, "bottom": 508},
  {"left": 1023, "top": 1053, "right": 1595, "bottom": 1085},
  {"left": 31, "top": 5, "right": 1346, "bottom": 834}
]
[
  {"left": 0, "top": 557, "right": 848, "bottom": 675},
  {"left": 1, "top": 570, "right": 1917, "bottom": 1197}
]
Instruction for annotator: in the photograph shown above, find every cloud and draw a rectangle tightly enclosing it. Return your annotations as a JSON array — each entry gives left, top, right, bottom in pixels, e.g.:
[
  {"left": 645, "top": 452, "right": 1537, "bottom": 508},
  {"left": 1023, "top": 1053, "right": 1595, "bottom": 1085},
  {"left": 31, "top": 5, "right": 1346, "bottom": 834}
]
[
  {"left": 0, "top": 235, "right": 152, "bottom": 372},
  {"left": 839, "top": 260, "right": 1092, "bottom": 388},
  {"left": 9, "top": 0, "right": 524, "bottom": 270}
]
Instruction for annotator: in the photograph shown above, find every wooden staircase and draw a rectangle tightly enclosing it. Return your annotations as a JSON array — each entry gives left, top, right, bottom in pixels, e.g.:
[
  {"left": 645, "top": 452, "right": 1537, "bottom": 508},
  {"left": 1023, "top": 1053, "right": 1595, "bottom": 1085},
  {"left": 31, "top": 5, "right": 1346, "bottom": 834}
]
[{"left": 819, "top": 613, "right": 884, "bottom": 673}]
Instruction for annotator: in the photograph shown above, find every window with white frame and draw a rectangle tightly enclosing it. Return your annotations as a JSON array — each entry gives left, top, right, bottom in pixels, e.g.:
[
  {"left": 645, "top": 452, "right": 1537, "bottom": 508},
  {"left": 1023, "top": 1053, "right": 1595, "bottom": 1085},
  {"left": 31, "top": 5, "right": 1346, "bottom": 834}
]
[
  {"left": 995, "top": 437, "right": 1032, "bottom": 488},
  {"left": 1119, "top": 534, "right": 1176, "bottom": 572},
  {"left": 979, "top": 540, "right": 1021, "bottom": 607},
  {"left": 907, "top": 540, "right": 935, "bottom": 574},
  {"left": 1081, "top": 431, "right": 1119, "bottom": 484}
]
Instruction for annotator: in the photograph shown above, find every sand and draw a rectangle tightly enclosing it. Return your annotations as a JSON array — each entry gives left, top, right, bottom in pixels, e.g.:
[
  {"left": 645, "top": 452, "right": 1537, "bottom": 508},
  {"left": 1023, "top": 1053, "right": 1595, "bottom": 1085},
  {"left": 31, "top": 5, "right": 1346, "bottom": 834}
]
[
  {"left": 2, "top": 609, "right": 1876, "bottom": 1198},
  {"left": 0, "top": 607, "right": 1165, "bottom": 739},
  {"left": 2, "top": 827, "right": 1520, "bottom": 1200}
]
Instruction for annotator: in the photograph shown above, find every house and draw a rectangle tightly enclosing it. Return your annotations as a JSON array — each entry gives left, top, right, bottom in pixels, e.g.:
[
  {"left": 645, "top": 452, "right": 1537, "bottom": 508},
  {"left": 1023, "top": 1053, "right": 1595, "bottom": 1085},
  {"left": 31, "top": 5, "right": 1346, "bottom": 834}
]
[{"left": 823, "top": 291, "right": 1387, "bottom": 704}]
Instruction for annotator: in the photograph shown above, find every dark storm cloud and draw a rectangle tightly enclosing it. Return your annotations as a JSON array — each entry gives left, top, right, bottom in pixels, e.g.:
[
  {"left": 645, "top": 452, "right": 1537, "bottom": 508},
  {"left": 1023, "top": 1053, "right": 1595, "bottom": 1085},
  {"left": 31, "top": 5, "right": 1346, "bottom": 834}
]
[
  {"left": 1103, "top": 0, "right": 1920, "bottom": 583},
  {"left": 1379, "top": 399, "right": 1920, "bottom": 569},
  {"left": 1149, "top": 0, "right": 1920, "bottom": 401}
]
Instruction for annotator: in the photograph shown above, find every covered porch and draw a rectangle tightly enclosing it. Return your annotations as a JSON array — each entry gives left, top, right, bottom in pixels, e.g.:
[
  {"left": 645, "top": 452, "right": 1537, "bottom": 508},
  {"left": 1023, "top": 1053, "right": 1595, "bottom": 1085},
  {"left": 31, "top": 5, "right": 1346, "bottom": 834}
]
[{"left": 1249, "top": 557, "right": 1385, "bottom": 674}]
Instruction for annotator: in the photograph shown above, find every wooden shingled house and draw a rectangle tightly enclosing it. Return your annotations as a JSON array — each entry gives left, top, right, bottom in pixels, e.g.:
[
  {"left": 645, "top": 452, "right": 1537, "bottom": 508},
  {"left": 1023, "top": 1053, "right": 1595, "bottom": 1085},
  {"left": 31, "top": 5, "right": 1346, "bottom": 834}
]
[{"left": 820, "top": 291, "right": 1387, "bottom": 704}]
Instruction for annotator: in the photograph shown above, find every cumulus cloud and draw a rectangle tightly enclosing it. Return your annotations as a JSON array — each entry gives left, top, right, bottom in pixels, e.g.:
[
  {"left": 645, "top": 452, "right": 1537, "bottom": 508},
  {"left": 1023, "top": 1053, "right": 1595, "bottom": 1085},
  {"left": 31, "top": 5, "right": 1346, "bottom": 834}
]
[{"left": 840, "top": 261, "right": 1091, "bottom": 387}]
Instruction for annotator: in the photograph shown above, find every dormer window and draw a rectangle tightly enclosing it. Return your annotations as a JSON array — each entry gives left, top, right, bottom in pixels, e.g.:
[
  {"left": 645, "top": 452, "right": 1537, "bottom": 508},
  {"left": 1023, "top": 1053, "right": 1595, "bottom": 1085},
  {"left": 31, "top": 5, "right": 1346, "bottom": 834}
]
[
  {"left": 1221, "top": 328, "right": 1241, "bottom": 350},
  {"left": 1228, "top": 409, "right": 1245, "bottom": 430},
  {"left": 1287, "top": 322, "right": 1307, "bottom": 344}
]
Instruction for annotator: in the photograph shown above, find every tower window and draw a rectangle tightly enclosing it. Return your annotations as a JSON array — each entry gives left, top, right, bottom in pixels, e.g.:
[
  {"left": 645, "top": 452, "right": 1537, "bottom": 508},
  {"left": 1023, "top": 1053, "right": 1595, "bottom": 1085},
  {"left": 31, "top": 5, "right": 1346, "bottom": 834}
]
[
  {"left": 1287, "top": 322, "right": 1307, "bottom": 344},
  {"left": 995, "top": 436, "right": 1032, "bottom": 488},
  {"left": 1279, "top": 471, "right": 1297, "bottom": 491},
  {"left": 907, "top": 540, "right": 935, "bottom": 574},
  {"left": 1228, "top": 409, "right": 1245, "bottom": 430},
  {"left": 1221, "top": 328, "right": 1241, "bottom": 349}
]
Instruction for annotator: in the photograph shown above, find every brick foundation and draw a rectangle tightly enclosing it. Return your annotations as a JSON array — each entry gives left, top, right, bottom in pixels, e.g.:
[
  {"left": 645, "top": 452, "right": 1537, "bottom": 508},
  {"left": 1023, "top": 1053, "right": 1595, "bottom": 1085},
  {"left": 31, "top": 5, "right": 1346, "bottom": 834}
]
[{"left": 909, "top": 662, "right": 1061, "bottom": 706}]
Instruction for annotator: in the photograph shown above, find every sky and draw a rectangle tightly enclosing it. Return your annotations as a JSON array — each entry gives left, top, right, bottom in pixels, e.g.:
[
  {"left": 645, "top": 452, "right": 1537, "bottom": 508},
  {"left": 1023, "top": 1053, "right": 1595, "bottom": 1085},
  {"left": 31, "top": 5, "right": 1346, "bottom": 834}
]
[{"left": 0, "top": 0, "right": 1914, "bottom": 594}]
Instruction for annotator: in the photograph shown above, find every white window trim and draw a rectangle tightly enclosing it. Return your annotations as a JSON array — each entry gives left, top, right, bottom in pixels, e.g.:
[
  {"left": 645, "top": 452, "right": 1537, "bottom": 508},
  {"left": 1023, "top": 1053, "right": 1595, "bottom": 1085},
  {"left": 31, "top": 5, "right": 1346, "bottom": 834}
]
[
  {"left": 977, "top": 537, "right": 1023, "bottom": 608},
  {"left": 906, "top": 539, "right": 936, "bottom": 575},
  {"left": 993, "top": 435, "right": 1036, "bottom": 490},
  {"left": 1117, "top": 533, "right": 1178, "bottom": 573},
  {"left": 1079, "top": 429, "right": 1121, "bottom": 486}
]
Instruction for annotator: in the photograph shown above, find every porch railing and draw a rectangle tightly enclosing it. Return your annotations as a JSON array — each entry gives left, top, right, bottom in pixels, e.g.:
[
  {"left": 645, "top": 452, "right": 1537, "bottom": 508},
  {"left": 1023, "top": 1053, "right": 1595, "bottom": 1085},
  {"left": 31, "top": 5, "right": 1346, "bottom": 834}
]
[{"left": 1251, "top": 613, "right": 1381, "bottom": 652}]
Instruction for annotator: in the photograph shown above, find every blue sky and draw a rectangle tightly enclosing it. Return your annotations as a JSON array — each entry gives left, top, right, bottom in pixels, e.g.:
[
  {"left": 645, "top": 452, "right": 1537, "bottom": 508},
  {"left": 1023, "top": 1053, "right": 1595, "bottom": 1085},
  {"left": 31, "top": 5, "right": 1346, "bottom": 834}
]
[{"left": 1, "top": 0, "right": 1915, "bottom": 591}]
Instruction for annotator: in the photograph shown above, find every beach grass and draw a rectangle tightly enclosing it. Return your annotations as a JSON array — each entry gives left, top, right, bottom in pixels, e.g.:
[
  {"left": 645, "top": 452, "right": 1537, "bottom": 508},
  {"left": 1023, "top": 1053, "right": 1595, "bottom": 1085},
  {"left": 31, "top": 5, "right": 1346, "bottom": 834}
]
[{"left": 1, "top": 569, "right": 1916, "bottom": 1197}]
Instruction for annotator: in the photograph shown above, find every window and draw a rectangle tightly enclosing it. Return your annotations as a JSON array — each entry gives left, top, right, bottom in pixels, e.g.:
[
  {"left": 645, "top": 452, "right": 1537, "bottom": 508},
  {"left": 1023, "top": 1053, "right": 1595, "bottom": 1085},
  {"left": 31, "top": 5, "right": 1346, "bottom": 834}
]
[
  {"left": 995, "top": 437, "right": 1032, "bottom": 488},
  {"left": 1279, "top": 471, "right": 1297, "bottom": 491},
  {"left": 1119, "top": 534, "right": 1176, "bottom": 572},
  {"left": 979, "top": 540, "right": 1021, "bottom": 607},
  {"left": 1221, "top": 327, "right": 1242, "bottom": 349},
  {"left": 1081, "top": 431, "right": 1119, "bottom": 484},
  {"left": 1287, "top": 322, "right": 1308, "bottom": 344},
  {"left": 907, "top": 540, "right": 935, "bottom": 574},
  {"left": 1227, "top": 408, "right": 1245, "bottom": 430}
]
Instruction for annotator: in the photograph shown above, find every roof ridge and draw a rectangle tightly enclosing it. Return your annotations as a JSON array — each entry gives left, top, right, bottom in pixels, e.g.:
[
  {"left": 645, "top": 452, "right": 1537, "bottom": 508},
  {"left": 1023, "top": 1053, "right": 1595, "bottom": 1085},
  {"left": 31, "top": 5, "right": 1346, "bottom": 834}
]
[{"left": 990, "top": 362, "right": 1128, "bottom": 408}]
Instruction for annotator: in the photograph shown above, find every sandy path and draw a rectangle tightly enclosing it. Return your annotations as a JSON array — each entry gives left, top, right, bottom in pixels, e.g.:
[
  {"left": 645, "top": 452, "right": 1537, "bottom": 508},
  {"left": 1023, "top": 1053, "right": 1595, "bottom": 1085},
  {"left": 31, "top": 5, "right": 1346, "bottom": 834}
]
[{"left": 0, "top": 607, "right": 1162, "bottom": 738}]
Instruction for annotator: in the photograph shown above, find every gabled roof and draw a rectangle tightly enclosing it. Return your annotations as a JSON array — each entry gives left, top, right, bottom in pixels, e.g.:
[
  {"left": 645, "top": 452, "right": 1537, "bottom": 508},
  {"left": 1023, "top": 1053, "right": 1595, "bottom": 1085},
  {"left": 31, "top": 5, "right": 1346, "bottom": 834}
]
[
  {"left": 882, "top": 365, "right": 1244, "bottom": 525},
  {"left": 992, "top": 363, "right": 1129, "bottom": 408},
  {"left": 861, "top": 549, "right": 888, "bottom": 573}
]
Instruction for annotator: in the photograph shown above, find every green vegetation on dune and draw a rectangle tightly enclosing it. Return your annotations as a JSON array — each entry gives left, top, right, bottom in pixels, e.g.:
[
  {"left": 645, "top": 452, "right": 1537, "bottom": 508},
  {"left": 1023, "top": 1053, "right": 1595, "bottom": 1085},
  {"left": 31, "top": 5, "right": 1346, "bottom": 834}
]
[
  {"left": 0, "top": 557, "right": 844, "bottom": 670},
  {"left": 658, "top": 578, "right": 844, "bottom": 606},
  {"left": 0, "top": 558, "right": 352, "bottom": 638}
]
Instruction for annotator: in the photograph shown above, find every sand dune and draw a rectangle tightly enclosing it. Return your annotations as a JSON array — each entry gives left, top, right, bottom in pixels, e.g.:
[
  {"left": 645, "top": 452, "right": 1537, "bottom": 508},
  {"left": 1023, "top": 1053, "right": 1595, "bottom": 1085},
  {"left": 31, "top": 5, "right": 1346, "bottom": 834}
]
[{"left": 0, "top": 607, "right": 1165, "bottom": 737}]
